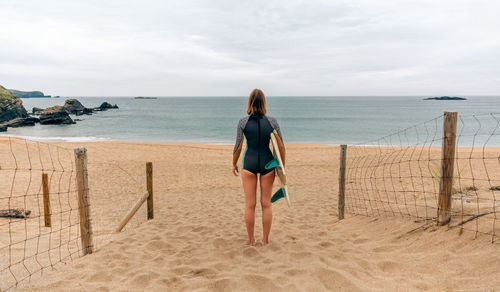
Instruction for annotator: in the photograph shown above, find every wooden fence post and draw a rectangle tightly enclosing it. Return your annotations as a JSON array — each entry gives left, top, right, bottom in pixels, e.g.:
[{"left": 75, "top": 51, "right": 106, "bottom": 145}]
[
  {"left": 338, "top": 145, "right": 347, "bottom": 220},
  {"left": 42, "top": 173, "right": 51, "bottom": 227},
  {"left": 437, "top": 112, "right": 458, "bottom": 226},
  {"left": 75, "top": 147, "right": 93, "bottom": 255},
  {"left": 146, "top": 162, "right": 154, "bottom": 220}
]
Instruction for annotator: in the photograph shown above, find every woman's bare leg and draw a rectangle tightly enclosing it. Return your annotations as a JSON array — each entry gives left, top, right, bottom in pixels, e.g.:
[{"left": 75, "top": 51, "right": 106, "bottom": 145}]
[
  {"left": 241, "top": 169, "right": 257, "bottom": 246},
  {"left": 260, "top": 170, "right": 275, "bottom": 246}
]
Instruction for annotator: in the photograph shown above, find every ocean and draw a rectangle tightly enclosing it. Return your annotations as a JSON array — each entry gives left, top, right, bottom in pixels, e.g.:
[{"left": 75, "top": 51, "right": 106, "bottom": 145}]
[{"left": 3, "top": 96, "right": 500, "bottom": 146}]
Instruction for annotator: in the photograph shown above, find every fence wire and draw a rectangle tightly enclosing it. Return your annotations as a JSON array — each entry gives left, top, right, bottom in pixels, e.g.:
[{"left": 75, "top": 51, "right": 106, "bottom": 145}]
[
  {"left": 344, "top": 113, "right": 500, "bottom": 242},
  {"left": 0, "top": 137, "right": 148, "bottom": 291}
]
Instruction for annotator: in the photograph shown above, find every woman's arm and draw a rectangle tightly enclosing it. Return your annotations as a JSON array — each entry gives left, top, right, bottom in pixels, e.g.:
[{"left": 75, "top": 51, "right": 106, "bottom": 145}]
[
  {"left": 233, "top": 137, "right": 243, "bottom": 166},
  {"left": 232, "top": 118, "right": 247, "bottom": 176}
]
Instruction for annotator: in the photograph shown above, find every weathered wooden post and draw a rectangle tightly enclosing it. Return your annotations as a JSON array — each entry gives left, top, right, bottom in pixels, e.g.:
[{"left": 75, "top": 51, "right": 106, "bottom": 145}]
[
  {"left": 42, "top": 173, "right": 51, "bottom": 227},
  {"left": 75, "top": 147, "right": 93, "bottom": 255},
  {"left": 338, "top": 145, "right": 347, "bottom": 220},
  {"left": 437, "top": 112, "right": 458, "bottom": 226},
  {"left": 116, "top": 191, "right": 149, "bottom": 232},
  {"left": 146, "top": 162, "right": 154, "bottom": 220}
]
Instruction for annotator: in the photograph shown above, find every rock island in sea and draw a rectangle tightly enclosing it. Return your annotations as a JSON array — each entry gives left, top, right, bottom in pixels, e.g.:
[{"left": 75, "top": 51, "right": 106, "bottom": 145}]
[{"left": 423, "top": 96, "right": 467, "bottom": 100}]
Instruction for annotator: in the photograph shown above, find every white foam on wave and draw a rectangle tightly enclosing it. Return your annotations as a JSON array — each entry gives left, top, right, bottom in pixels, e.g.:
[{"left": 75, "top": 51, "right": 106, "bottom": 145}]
[{"left": 0, "top": 134, "right": 110, "bottom": 143}]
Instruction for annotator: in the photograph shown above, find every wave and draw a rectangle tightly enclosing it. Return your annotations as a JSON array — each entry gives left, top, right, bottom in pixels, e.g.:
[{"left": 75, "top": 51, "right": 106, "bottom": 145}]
[{"left": 0, "top": 134, "right": 110, "bottom": 142}]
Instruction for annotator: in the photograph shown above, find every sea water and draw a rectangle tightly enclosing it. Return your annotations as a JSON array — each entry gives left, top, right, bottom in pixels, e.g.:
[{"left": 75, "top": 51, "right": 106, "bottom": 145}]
[{"left": 3, "top": 96, "right": 500, "bottom": 146}]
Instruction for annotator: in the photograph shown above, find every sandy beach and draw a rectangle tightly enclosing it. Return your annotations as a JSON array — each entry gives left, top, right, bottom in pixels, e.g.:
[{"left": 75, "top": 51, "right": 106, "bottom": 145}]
[
  {"left": 0, "top": 140, "right": 499, "bottom": 291},
  {"left": 3, "top": 0, "right": 500, "bottom": 290}
]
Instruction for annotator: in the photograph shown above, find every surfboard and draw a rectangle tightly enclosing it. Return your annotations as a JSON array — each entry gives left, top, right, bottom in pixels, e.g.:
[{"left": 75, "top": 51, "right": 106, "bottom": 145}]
[{"left": 265, "top": 130, "right": 291, "bottom": 207}]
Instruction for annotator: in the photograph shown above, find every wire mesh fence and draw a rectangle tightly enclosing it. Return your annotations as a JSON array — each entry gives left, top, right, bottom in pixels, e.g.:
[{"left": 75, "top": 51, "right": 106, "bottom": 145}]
[
  {"left": 343, "top": 112, "right": 500, "bottom": 242},
  {"left": 0, "top": 137, "right": 148, "bottom": 291}
]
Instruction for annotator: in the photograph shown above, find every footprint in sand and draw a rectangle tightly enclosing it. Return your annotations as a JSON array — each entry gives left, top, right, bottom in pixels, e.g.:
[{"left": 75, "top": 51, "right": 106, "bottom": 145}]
[
  {"left": 291, "top": 251, "right": 313, "bottom": 260},
  {"left": 354, "top": 257, "right": 372, "bottom": 269},
  {"left": 352, "top": 238, "right": 369, "bottom": 244},
  {"left": 242, "top": 246, "right": 261, "bottom": 257},
  {"left": 330, "top": 238, "right": 345, "bottom": 245},
  {"left": 212, "top": 237, "right": 229, "bottom": 249},
  {"left": 107, "top": 252, "right": 126, "bottom": 260},
  {"left": 242, "top": 274, "right": 279, "bottom": 291},
  {"left": 265, "top": 243, "right": 282, "bottom": 252},
  {"left": 413, "top": 282, "right": 430, "bottom": 290},
  {"left": 145, "top": 239, "right": 171, "bottom": 251},
  {"left": 330, "top": 252, "right": 348, "bottom": 262},
  {"left": 191, "top": 225, "right": 209, "bottom": 233},
  {"left": 372, "top": 245, "right": 396, "bottom": 253},
  {"left": 378, "top": 261, "right": 401, "bottom": 272},
  {"left": 175, "top": 225, "right": 191, "bottom": 233},
  {"left": 315, "top": 267, "right": 361, "bottom": 291},
  {"left": 284, "top": 268, "right": 305, "bottom": 276},
  {"left": 88, "top": 271, "right": 111, "bottom": 283},
  {"left": 318, "top": 241, "right": 333, "bottom": 248},
  {"left": 209, "top": 278, "right": 237, "bottom": 291},
  {"left": 188, "top": 267, "right": 217, "bottom": 279},
  {"left": 152, "top": 255, "right": 165, "bottom": 264},
  {"left": 157, "top": 276, "right": 183, "bottom": 287}
]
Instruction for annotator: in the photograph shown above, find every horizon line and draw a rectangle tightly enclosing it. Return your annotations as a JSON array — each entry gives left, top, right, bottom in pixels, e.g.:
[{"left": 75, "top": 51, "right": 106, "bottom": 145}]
[{"left": 20, "top": 94, "right": 500, "bottom": 98}]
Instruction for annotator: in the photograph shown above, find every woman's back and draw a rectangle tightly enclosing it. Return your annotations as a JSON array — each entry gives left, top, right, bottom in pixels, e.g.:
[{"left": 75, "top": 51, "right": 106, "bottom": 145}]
[{"left": 236, "top": 114, "right": 282, "bottom": 175}]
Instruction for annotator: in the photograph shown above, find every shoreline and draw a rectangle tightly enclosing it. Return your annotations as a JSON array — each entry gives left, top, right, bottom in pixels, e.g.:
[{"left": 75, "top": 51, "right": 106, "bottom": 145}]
[
  {"left": 3, "top": 135, "right": 500, "bottom": 149},
  {"left": 0, "top": 134, "right": 343, "bottom": 146}
]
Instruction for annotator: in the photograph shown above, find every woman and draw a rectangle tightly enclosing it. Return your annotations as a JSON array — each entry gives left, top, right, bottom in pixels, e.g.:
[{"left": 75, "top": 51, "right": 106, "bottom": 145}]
[{"left": 232, "top": 89, "right": 285, "bottom": 246}]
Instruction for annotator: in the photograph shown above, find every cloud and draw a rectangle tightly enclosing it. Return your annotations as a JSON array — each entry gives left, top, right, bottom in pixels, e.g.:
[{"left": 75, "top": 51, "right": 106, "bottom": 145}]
[{"left": 0, "top": 0, "right": 499, "bottom": 95}]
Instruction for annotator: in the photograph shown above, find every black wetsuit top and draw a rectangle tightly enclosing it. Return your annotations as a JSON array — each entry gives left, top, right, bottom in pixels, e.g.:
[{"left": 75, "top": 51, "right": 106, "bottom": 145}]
[{"left": 233, "top": 114, "right": 283, "bottom": 175}]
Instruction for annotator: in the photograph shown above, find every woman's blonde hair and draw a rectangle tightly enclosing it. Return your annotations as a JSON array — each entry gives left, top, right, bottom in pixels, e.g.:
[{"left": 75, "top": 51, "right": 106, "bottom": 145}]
[{"left": 246, "top": 89, "right": 267, "bottom": 115}]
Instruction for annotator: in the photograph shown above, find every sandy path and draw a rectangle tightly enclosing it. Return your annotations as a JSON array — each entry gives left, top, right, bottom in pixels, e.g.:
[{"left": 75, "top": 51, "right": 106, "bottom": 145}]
[{"left": 0, "top": 142, "right": 497, "bottom": 291}]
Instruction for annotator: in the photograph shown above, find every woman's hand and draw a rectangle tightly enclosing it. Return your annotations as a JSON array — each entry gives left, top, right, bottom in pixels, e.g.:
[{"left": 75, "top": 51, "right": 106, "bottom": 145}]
[{"left": 232, "top": 164, "right": 239, "bottom": 176}]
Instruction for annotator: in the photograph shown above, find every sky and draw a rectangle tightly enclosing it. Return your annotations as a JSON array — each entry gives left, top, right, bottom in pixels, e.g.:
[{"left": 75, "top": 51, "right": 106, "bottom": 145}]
[{"left": 0, "top": 0, "right": 499, "bottom": 96}]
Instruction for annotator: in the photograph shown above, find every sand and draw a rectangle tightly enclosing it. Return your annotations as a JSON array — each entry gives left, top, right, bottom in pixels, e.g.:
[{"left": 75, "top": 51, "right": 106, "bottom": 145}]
[{"left": 0, "top": 140, "right": 499, "bottom": 291}]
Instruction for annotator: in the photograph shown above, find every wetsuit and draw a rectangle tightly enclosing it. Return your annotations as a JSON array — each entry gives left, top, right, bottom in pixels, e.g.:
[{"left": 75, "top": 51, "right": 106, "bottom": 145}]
[{"left": 233, "top": 114, "right": 283, "bottom": 175}]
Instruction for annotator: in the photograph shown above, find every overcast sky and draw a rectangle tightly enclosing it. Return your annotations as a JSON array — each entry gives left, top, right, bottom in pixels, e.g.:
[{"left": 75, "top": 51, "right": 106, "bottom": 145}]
[{"left": 0, "top": 0, "right": 499, "bottom": 96}]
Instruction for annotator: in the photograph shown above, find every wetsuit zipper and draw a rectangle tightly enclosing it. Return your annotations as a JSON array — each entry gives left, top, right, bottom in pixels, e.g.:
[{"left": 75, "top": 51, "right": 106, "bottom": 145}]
[{"left": 257, "top": 116, "right": 261, "bottom": 169}]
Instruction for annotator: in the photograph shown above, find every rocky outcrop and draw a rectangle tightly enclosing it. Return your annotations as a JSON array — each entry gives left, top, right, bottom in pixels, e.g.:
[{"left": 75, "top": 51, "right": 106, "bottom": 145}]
[
  {"left": 423, "top": 96, "right": 467, "bottom": 100},
  {"left": 62, "top": 99, "right": 118, "bottom": 114},
  {"left": 32, "top": 107, "right": 44, "bottom": 115},
  {"left": 63, "top": 99, "right": 85, "bottom": 113},
  {"left": 0, "top": 85, "right": 29, "bottom": 123},
  {"left": 134, "top": 96, "right": 157, "bottom": 99},
  {"left": 39, "top": 106, "right": 75, "bottom": 125},
  {"left": 3, "top": 117, "right": 39, "bottom": 128},
  {"left": 1, "top": 91, "right": 119, "bottom": 132},
  {"left": 63, "top": 99, "right": 93, "bottom": 115},
  {"left": 30, "top": 98, "right": 119, "bottom": 119},
  {"left": 0, "top": 98, "right": 29, "bottom": 123},
  {"left": 76, "top": 107, "right": 93, "bottom": 116},
  {"left": 8, "top": 89, "right": 50, "bottom": 98},
  {"left": 95, "top": 102, "right": 119, "bottom": 111}
]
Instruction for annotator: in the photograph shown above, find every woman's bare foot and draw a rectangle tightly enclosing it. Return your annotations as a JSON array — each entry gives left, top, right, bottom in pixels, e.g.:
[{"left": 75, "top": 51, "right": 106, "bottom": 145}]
[
  {"left": 249, "top": 239, "right": 255, "bottom": 246},
  {"left": 262, "top": 239, "right": 269, "bottom": 246}
]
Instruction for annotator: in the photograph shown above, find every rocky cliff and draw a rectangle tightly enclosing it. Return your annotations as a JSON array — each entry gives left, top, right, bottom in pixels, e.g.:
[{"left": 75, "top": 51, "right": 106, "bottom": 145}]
[
  {"left": 0, "top": 85, "right": 29, "bottom": 123},
  {"left": 8, "top": 89, "right": 50, "bottom": 98}
]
